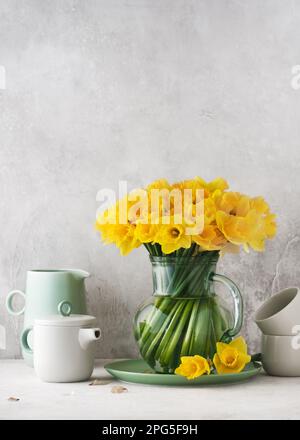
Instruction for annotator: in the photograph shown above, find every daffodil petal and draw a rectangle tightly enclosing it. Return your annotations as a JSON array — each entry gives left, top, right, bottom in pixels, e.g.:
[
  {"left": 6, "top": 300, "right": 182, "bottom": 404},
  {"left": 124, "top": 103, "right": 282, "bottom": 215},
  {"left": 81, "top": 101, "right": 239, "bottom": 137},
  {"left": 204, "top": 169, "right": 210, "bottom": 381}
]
[
  {"left": 237, "top": 352, "right": 251, "bottom": 365},
  {"left": 229, "top": 336, "right": 248, "bottom": 354},
  {"left": 216, "top": 342, "right": 229, "bottom": 356}
]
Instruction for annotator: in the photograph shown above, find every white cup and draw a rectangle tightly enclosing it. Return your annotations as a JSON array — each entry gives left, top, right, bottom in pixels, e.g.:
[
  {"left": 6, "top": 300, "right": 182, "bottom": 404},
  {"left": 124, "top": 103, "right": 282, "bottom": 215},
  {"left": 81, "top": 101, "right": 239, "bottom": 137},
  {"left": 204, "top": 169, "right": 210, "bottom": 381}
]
[
  {"left": 255, "top": 287, "right": 300, "bottom": 336},
  {"left": 261, "top": 334, "right": 300, "bottom": 376}
]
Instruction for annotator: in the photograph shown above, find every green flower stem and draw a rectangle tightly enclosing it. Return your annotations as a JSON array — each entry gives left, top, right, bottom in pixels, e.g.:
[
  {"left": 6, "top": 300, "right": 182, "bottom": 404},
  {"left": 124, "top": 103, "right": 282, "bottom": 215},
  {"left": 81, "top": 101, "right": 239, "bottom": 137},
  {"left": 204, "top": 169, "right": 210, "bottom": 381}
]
[
  {"left": 139, "top": 297, "right": 173, "bottom": 342},
  {"left": 153, "top": 304, "right": 186, "bottom": 361},
  {"left": 154, "top": 301, "right": 188, "bottom": 366},
  {"left": 180, "top": 300, "right": 199, "bottom": 356},
  {"left": 172, "top": 263, "right": 207, "bottom": 298},
  {"left": 143, "top": 243, "right": 152, "bottom": 254},
  {"left": 165, "top": 250, "right": 195, "bottom": 293},
  {"left": 189, "top": 300, "right": 209, "bottom": 355},
  {"left": 164, "top": 247, "right": 194, "bottom": 293},
  {"left": 143, "top": 300, "right": 184, "bottom": 361},
  {"left": 140, "top": 298, "right": 177, "bottom": 348},
  {"left": 168, "top": 251, "right": 215, "bottom": 297},
  {"left": 159, "top": 300, "right": 194, "bottom": 366}
]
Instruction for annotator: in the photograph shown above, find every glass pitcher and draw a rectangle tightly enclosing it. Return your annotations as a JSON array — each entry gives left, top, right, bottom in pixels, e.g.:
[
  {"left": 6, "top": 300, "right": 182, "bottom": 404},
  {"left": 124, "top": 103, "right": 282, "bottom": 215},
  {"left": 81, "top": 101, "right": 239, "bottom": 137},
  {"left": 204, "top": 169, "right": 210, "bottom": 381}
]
[{"left": 133, "top": 251, "right": 243, "bottom": 373}]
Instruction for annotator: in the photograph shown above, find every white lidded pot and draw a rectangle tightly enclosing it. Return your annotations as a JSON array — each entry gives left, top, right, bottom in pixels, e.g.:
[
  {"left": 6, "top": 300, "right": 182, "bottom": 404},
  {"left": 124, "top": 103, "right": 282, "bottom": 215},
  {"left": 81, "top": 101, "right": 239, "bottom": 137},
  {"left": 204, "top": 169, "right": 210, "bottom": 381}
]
[{"left": 21, "top": 301, "right": 101, "bottom": 383}]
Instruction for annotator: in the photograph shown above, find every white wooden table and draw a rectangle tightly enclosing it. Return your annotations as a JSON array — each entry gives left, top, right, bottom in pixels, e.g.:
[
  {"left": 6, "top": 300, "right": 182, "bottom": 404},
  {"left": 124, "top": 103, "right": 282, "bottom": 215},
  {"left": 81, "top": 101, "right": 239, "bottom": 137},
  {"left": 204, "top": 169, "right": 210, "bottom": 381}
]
[{"left": 0, "top": 360, "right": 299, "bottom": 420}]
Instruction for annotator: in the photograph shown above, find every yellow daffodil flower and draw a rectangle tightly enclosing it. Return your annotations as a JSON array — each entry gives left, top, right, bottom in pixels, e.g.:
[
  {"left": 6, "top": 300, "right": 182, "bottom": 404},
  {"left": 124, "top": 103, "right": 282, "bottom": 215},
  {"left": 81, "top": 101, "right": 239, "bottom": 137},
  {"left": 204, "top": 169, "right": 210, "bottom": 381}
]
[
  {"left": 213, "top": 336, "right": 251, "bottom": 374},
  {"left": 96, "top": 222, "right": 140, "bottom": 255},
  {"left": 156, "top": 217, "right": 191, "bottom": 254},
  {"left": 175, "top": 355, "right": 211, "bottom": 379},
  {"left": 193, "top": 224, "right": 227, "bottom": 251},
  {"left": 135, "top": 223, "right": 158, "bottom": 243},
  {"left": 116, "top": 224, "right": 141, "bottom": 256}
]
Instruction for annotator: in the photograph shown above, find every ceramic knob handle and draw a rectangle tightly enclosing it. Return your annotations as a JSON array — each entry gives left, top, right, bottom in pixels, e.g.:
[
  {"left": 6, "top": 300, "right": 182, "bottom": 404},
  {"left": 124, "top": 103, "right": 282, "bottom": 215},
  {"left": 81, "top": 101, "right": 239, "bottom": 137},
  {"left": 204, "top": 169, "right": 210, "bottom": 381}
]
[{"left": 58, "top": 300, "right": 72, "bottom": 316}]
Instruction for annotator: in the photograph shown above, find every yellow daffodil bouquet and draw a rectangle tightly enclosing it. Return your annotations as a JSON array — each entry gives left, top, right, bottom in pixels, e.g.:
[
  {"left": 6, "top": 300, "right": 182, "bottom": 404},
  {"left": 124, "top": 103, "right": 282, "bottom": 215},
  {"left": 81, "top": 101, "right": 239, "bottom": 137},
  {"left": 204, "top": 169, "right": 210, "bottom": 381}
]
[{"left": 95, "top": 177, "right": 276, "bottom": 373}]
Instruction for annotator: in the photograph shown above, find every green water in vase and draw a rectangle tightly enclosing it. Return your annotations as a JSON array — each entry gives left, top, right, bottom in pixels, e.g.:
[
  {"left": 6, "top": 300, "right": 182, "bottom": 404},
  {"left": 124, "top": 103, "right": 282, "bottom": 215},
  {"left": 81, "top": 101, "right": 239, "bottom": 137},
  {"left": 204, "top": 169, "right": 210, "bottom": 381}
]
[{"left": 133, "top": 251, "right": 243, "bottom": 373}]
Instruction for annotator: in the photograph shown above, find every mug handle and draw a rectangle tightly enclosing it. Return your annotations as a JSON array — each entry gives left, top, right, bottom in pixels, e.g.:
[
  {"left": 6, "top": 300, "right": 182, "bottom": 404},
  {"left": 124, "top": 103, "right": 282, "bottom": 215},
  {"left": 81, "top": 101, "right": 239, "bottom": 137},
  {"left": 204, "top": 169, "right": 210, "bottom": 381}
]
[
  {"left": 6, "top": 290, "right": 26, "bottom": 316},
  {"left": 58, "top": 300, "right": 72, "bottom": 317},
  {"left": 20, "top": 326, "right": 33, "bottom": 354},
  {"left": 212, "top": 273, "right": 243, "bottom": 342}
]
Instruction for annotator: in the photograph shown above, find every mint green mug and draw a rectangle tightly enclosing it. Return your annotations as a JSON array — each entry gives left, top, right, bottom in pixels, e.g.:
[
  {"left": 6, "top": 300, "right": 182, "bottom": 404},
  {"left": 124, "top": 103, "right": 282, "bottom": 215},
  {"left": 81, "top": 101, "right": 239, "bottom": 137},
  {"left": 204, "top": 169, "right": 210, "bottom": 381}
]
[{"left": 6, "top": 269, "right": 89, "bottom": 366}]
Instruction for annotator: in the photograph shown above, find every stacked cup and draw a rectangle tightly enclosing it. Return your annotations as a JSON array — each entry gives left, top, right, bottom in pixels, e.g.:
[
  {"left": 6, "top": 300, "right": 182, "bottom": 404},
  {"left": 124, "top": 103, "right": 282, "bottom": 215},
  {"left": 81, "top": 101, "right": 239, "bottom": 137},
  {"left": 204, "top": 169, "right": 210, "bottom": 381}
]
[{"left": 255, "top": 287, "right": 300, "bottom": 376}]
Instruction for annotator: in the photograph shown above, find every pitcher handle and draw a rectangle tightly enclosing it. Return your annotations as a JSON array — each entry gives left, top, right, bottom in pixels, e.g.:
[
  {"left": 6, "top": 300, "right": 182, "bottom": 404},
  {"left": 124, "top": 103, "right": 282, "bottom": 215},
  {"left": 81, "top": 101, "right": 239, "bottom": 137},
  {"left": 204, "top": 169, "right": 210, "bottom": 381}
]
[
  {"left": 212, "top": 273, "right": 243, "bottom": 342},
  {"left": 6, "top": 290, "right": 26, "bottom": 316},
  {"left": 20, "top": 326, "right": 33, "bottom": 354}
]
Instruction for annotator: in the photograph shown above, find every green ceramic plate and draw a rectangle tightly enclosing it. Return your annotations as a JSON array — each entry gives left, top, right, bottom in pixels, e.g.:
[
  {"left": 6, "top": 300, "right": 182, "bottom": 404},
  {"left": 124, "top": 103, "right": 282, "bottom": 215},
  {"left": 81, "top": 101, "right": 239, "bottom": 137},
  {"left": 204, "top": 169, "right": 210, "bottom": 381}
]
[{"left": 105, "top": 359, "right": 262, "bottom": 386}]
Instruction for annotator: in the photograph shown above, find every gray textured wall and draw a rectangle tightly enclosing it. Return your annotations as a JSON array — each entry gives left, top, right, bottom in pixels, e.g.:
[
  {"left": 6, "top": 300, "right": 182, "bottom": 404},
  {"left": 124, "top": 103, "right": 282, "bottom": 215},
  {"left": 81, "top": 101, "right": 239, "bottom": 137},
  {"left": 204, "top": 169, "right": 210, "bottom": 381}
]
[{"left": 0, "top": 0, "right": 300, "bottom": 359}]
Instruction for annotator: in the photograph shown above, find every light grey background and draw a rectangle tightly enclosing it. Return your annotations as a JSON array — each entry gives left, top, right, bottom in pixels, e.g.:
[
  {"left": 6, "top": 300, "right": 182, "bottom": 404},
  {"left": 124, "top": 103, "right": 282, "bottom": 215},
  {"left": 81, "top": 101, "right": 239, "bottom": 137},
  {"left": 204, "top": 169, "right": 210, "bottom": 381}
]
[{"left": 0, "top": 0, "right": 299, "bottom": 359}]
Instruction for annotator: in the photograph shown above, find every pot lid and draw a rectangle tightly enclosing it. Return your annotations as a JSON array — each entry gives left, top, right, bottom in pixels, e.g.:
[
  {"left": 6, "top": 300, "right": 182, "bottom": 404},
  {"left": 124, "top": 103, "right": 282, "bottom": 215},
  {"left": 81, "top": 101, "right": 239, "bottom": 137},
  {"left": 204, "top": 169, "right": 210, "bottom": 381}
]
[{"left": 35, "top": 314, "right": 96, "bottom": 327}]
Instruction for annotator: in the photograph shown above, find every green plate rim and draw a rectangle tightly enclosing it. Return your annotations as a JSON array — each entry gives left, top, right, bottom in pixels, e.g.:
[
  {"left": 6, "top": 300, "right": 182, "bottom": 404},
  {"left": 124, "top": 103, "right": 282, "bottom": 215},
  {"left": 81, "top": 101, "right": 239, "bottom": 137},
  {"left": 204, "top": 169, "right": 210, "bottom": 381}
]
[{"left": 104, "top": 359, "right": 262, "bottom": 386}]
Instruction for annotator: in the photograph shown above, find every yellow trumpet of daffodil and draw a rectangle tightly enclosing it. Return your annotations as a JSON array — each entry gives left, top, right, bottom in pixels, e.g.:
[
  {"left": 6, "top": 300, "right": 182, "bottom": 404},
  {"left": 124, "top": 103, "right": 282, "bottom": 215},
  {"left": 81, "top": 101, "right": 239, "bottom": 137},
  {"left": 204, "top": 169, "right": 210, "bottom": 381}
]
[
  {"left": 156, "top": 216, "right": 191, "bottom": 254},
  {"left": 213, "top": 336, "right": 251, "bottom": 374},
  {"left": 175, "top": 355, "right": 211, "bottom": 380}
]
